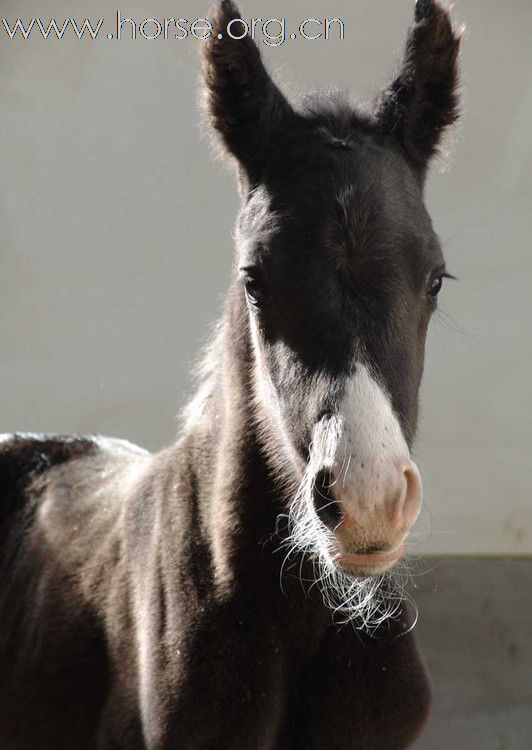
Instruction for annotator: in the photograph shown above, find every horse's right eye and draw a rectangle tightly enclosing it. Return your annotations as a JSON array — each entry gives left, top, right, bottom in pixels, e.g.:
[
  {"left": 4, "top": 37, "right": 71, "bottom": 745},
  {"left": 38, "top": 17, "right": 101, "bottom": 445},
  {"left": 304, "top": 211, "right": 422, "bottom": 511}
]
[{"left": 239, "top": 268, "right": 265, "bottom": 305}]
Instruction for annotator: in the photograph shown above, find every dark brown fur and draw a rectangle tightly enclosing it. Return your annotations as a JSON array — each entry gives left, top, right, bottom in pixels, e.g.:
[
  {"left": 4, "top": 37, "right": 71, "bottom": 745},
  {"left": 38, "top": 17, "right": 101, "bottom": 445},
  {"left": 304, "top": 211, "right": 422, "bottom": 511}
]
[{"left": 0, "top": 1, "right": 462, "bottom": 747}]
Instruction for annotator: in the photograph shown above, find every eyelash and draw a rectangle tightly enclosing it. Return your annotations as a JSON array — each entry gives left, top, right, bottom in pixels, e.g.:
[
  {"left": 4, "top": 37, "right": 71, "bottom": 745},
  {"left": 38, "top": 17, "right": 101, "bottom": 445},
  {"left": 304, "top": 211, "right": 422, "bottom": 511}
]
[
  {"left": 239, "top": 267, "right": 265, "bottom": 305},
  {"left": 427, "top": 271, "right": 456, "bottom": 298}
]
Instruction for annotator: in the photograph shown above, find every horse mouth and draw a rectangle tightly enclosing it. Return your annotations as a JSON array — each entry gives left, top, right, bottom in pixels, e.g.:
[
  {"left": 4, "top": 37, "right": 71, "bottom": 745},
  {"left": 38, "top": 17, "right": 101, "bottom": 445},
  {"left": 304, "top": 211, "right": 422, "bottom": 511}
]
[{"left": 333, "top": 543, "right": 405, "bottom": 577}]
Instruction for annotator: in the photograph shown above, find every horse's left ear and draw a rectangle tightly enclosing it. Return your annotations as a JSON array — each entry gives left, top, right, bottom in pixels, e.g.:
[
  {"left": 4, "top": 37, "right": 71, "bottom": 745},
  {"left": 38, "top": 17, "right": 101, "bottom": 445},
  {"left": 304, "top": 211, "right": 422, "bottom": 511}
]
[
  {"left": 202, "top": 0, "right": 296, "bottom": 185},
  {"left": 376, "top": 0, "right": 462, "bottom": 174}
]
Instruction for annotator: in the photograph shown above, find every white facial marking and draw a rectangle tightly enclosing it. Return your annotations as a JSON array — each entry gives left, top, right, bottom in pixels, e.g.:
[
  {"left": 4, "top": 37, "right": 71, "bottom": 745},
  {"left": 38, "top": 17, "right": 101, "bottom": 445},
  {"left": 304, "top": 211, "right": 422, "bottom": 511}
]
[
  {"left": 284, "top": 413, "right": 409, "bottom": 628},
  {"left": 332, "top": 363, "right": 411, "bottom": 516},
  {"left": 282, "top": 363, "right": 420, "bottom": 627}
]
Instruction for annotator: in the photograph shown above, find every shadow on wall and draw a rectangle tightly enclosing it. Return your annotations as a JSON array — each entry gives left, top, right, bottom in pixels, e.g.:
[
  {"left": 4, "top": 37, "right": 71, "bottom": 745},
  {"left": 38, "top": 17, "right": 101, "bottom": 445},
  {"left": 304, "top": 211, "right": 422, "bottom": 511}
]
[{"left": 414, "top": 558, "right": 532, "bottom": 750}]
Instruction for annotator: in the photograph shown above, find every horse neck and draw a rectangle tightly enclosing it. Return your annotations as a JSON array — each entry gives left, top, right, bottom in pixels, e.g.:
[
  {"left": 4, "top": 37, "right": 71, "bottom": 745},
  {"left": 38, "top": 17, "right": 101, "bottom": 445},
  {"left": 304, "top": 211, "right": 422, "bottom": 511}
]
[
  {"left": 173, "top": 286, "right": 330, "bottom": 643},
  {"left": 179, "top": 285, "right": 285, "bottom": 589}
]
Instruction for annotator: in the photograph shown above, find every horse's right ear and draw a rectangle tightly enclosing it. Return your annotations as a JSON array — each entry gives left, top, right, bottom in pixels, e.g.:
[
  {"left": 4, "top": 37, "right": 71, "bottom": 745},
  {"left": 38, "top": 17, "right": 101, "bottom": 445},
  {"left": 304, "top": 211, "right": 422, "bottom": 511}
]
[{"left": 202, "top": 0, "right": 295, "bottom": 184}]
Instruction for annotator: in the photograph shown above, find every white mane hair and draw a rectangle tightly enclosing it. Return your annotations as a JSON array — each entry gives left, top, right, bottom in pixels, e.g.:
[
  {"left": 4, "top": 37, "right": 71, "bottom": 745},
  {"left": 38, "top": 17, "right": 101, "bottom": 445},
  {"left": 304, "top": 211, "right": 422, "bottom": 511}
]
[{"left": 280, "top": 414, "right": 416, "bottom": 631}]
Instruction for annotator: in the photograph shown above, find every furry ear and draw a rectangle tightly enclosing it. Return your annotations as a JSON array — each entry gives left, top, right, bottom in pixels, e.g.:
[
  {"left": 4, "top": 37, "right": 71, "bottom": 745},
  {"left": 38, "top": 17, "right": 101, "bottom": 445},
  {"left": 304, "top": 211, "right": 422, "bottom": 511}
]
[
  {"left": 202, "top": 0, "right": 296, "bottom": 184},
  {"left": 376, "top": 0, "right": 462, "bottom": 172}
]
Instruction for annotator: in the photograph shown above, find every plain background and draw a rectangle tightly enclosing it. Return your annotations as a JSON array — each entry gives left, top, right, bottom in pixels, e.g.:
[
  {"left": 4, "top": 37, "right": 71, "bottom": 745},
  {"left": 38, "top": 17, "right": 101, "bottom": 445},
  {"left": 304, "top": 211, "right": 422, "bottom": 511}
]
[{"left": 1, "top": 0, "right": 531, "bottom": 555}]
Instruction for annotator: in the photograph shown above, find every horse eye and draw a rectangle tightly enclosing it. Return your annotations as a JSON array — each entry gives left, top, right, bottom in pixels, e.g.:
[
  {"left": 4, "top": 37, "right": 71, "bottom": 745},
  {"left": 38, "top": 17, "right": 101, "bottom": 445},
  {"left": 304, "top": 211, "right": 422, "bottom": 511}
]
[
  {"left": 239, "top": 268, "right": 265, "bottom": 305},
  {"left": 427, "top": 275, "right": 443, "bottom": 297}
]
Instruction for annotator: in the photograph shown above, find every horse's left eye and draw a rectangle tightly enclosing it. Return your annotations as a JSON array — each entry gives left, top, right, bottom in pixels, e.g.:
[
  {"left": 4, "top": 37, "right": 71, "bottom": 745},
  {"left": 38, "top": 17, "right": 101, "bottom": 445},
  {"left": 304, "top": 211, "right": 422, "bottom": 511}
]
[{"left": 427, "top": 275, "right": 443, "bottom": 297}]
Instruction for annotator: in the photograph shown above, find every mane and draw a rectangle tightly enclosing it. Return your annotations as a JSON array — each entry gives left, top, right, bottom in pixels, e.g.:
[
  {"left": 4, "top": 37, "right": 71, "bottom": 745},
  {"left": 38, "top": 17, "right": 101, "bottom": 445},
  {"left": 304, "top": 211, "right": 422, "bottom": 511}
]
[{"left": 179, "top": 320, "right": 224, "bottom": 432}]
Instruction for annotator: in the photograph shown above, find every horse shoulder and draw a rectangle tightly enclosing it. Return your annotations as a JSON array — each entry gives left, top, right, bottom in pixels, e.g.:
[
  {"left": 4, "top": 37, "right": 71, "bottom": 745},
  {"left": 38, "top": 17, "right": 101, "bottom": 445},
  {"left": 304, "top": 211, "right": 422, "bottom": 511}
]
[
  {"left": 0, "top": 432, "right": 152, "bottom": 641},
  {"left": 0, "top": 433, "right": 154, "bottom": 748}
]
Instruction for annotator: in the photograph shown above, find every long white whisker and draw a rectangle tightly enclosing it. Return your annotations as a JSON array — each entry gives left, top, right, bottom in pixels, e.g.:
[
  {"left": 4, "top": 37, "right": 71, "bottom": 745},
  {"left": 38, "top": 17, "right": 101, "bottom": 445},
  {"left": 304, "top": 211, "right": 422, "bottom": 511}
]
[
  {"left": 276, "top": 415, "right": 412, "bottom": 629},
  {"left": 341, "top": 454, "right": 352, "bottom": 488}
]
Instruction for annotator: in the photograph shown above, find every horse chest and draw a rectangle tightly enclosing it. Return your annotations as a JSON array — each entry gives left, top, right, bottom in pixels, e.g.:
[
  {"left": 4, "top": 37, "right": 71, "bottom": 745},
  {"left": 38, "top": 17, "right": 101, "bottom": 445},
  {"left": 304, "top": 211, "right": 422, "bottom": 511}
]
[
  {"left": 128, "top": 606, "right": 358, "bottom": 749},
  {"left": 131, "top": 605, "right": 429, "bottom": 750}
]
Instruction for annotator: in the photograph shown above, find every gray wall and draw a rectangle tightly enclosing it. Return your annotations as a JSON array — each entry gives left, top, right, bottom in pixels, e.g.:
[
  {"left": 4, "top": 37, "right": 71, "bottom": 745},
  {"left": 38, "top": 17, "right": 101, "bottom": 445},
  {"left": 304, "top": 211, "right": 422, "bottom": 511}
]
[
  {"left": 1, "top": 1, "right": 531, "bottom": 554},
  {"left": 414, "top": 558, "right": 532, "bottom": 749}
]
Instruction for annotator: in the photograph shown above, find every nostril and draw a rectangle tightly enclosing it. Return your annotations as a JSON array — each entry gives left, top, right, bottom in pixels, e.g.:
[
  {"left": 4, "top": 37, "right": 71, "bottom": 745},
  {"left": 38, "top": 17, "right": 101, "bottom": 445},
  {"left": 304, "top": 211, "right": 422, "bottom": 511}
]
[
  {"left": 397, "top": 463, "right": 423, "bottom": 530},
  {"left": 313, "top": 469, "right": 343, "bottom": 528}
]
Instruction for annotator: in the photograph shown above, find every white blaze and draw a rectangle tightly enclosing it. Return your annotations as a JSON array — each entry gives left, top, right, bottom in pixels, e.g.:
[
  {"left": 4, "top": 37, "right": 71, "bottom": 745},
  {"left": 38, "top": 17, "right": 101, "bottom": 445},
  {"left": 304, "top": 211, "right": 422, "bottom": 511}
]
[
  {"left": 332, "top": 362, "right": 412, "bottom": 517},
  {"left": 278, "top": 363, "right": 419, "bottom": 626}
]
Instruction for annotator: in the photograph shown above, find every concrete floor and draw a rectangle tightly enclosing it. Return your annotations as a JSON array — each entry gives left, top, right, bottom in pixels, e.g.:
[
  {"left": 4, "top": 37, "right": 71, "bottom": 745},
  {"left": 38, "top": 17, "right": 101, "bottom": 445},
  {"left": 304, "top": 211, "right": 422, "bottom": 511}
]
[{"left": 413, "top": 559, "right": 532, "bottom": 749}]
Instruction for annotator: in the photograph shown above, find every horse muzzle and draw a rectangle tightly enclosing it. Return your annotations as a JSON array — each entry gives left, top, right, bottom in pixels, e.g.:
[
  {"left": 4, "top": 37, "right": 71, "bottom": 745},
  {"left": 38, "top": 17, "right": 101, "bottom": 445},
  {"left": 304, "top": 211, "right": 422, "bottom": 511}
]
[{"left": 313, "top": 459, "right": 423, "bottom": 575}]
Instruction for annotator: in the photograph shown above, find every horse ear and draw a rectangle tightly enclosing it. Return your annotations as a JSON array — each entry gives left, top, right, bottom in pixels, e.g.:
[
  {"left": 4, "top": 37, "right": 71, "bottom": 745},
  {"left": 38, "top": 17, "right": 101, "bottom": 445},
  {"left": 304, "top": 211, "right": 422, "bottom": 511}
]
[
  {"left": 376, "top": 0, "right": 462, "bottom": 173},
  {"left": 202, "top": 0, "right": 296, "bottom": 184}
]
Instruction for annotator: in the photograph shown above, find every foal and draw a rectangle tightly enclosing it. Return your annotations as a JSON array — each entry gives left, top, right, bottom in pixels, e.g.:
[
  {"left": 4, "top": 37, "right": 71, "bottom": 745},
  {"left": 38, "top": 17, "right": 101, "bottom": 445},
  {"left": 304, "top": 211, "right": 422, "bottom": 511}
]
[{"left": 0, "top": 1, "right": 461, "bottom": 747}]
